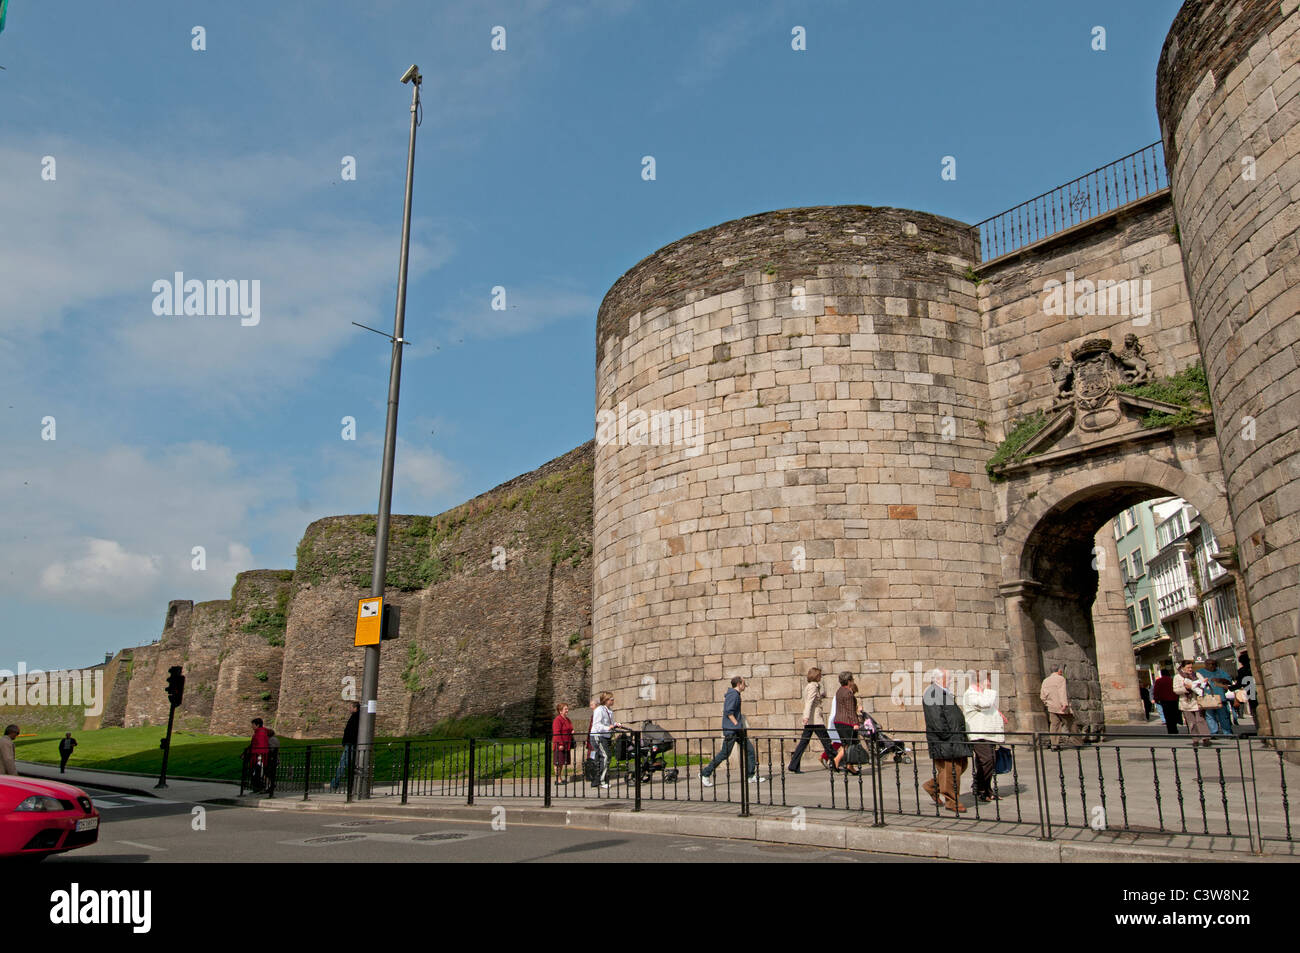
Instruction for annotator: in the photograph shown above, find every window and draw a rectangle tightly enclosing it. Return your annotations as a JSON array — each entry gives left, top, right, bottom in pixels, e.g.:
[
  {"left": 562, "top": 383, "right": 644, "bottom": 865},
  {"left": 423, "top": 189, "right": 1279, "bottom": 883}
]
[
  {"left": 1130, "top": 547, "right": 1145, "bottom": 578},
  {"left": 1139, "top": 598, "right": 1154, "bottom": 627},
  {"left": 1119, "top": 559, "right": 1130, "bottom": 584},
  {"left": 1126, "top": 506, "right": 1138, "bottom": 531},
  {"left": 1114, "top": 520, "right": 1123, "bottom": 542},
  {"left": 1127, "top": 605, "right": 1138, "bottom": 633}
]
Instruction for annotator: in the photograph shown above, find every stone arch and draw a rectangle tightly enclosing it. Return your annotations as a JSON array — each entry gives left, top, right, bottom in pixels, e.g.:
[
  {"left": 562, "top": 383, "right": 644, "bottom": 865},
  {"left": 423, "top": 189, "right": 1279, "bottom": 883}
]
[{"left": 998, "top": 457, "right": 1235, "bottom": 734}]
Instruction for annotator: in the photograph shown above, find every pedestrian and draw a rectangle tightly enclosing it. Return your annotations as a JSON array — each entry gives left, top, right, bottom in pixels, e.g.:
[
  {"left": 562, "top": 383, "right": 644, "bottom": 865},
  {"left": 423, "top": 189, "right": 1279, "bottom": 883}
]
[
  {"left": 1174, "top": 660, "right": 1212, "bottom": 746},
  {"left": 1039, "top": 663, "right": 1075, "bottom": 750},
  {"left": 961, "top": 674, "right": 1004, "bottom": 803},
  {"left": 0, "top": 725, "right": 18, "bottom": 775},
  {"left": 1196, "top": 657, "right": 1235, "bottom": 737},
  {"left": 248, "top": 718, "right": 270, "bottom": 792},
  {"left": 1152, "top": 667, "right": 1180, "bottom": 734},
  {"left": 922, "top": 670, "right": 972, "bottom": 812},
  {"left": 787, "top": 667, "right": 835, "bottom": 773},
  {"left": 552, "top": 703, "right": 575, "bottom": 785},
  {"left": 1234, "top": 652, "right": 1258, "bottom": 723},
  {"left": 330, "top": 702, "right": 361, "bottom": 793},
  {"left": 58, "top": 732, "right": 77, "bottom": 773},
  {"left": 831, "top": 672, "right": 862, "bottom": 775},
  {"left": 1139, "top": 684, "right": 1153, "bottom": 721},
  {"left": 589, "top": 692, "right": 626, "bottom": 789},
  {"left": 265, "top": 728, "right": 280, "bottom": 794},
  {"left": 700, "top": 676, "right": 765, "bottom": 787}
]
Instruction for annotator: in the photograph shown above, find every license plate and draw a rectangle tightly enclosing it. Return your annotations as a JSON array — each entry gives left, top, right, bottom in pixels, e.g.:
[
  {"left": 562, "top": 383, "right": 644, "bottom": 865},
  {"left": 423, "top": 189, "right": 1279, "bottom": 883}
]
[{"left": 75, "top": 817, "right": 99, "bottom": 832}]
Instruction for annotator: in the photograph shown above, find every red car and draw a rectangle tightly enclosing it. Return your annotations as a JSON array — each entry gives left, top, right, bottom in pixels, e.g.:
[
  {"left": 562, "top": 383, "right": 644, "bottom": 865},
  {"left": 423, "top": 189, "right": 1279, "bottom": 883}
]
[{"left": 0, "top": 776, "right": 100, "bottom": 859}]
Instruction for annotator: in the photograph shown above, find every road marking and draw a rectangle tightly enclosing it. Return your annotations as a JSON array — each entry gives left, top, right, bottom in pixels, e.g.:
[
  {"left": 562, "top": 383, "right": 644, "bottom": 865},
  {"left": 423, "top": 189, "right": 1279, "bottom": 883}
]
[{"left": 117, "top": 840, "right": 167, "bottom": 852}]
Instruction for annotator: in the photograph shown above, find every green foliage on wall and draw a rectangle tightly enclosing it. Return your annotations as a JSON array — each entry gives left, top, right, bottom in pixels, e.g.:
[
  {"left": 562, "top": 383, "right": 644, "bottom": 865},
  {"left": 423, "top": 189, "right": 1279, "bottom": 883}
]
[
  {"left": 1116, "top": 362, "right": 1212, "bottom": 428},
  {"left": 987, "top": 410, "right": 1052, "bottom": 480}
]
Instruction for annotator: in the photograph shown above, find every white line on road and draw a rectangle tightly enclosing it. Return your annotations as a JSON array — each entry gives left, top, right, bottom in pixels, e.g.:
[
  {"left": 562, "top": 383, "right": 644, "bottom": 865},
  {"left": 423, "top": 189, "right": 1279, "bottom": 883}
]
[{"left": 116, "top": 840, "right": 167, "bottom": 852}]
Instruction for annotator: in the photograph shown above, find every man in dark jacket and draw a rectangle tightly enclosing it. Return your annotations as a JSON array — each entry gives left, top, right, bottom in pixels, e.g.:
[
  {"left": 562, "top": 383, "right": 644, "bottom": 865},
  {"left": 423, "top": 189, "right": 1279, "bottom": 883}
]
[
  {"left": 330, "top": 702, "right": 361, "bottom": 793},
  {"left": 700, "top": 676, "right": 765, "bottom": 786},
  {"left": 921, "top": 670, "right": 972, "bottom": 812},
  {"left": 58, "top": 733, "right": 77, "bottom": 773}
]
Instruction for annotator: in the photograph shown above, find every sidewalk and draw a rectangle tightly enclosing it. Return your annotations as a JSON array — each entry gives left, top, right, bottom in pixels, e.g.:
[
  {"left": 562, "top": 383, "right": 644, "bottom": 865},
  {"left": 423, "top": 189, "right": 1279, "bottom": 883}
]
[
  {"left": 16, "top": 760, "right": 241, "bottom": 803},
  {"left": 231, "top": 789, "right": 1297, "bottom": 863}
]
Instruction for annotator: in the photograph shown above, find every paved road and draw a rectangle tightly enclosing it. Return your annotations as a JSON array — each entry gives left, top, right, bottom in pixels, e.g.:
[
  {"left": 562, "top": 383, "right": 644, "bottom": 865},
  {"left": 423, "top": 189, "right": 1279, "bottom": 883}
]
[{"left": 49, "top": 793, "right": 935, "bottom": 863}]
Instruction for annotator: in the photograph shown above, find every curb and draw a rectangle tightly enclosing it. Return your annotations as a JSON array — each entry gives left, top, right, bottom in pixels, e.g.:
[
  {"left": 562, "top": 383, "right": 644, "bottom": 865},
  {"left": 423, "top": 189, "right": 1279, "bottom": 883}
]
[{"left": 230, "top": 796, "right": 1287, "bottom": 862}]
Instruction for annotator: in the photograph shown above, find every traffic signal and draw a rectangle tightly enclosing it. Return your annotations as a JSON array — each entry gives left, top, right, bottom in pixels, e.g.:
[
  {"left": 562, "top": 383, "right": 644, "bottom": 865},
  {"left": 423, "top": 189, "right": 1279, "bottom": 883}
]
[
  {"left": 165, "top": 666, "right": 185, "bottom": 708},
  {"left": 380, "top": 603, "right": 400, "bottom": 641}
]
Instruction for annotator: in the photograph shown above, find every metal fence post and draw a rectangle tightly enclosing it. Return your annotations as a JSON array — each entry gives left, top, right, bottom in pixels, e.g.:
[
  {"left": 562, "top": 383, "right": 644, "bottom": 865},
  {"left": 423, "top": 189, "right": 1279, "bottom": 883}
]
[
  {"left": 401, "top": 740, "right": 412, "bottom": 805},
  {"left": 303, "top": 746, "right": 312, "bottom": 802},
  {"left": 738, "top": 729, "right": 750, "bottom": 818},
  {"left": 544, "top": 730, "right": 553, "bottom": 808},
  {"left": 467, "top": 737, "right": 476, "bottom": 806},
  {"left": 1032, "top": 731, "right": 1053, "bottom": 840},
  {"left": 872, "top": 734, "right": 885, "bottom": 827},
  {"left": 633, "top": 729, "right": 642, "bottom": 813}
]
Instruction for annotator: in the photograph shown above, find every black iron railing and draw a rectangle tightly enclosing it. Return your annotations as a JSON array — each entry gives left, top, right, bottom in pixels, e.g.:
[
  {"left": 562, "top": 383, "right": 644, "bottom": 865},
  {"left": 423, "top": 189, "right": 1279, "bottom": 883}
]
[
  {"left": 973, "top": 142, "right": 1169, "bottom": 263},
  {"left": 237, "top": 727, "right": 1297, "bottom": 853}
]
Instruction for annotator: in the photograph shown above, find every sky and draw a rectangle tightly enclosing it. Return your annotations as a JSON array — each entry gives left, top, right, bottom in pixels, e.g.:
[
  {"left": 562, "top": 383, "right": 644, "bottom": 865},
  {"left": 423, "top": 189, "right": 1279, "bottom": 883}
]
[{"left": 0, "top": 0, "right": 1185, "bottom": 670}]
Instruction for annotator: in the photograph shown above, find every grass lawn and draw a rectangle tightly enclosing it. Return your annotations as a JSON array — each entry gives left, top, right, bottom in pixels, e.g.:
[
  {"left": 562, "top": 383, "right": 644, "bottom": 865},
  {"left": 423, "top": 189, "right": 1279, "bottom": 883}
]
[{"left": 16, "top": 726, "right": 704, "bottom": 783}]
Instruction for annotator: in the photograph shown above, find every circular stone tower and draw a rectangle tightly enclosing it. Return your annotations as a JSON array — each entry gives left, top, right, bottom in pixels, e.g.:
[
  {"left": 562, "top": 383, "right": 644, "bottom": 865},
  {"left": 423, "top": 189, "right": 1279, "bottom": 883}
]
[
  {"left": 592, "top": 206, "right": 1004, "bottom": 733},
  {"left": 1158, "top": 0, "right": 1300, "bottom": 737}
]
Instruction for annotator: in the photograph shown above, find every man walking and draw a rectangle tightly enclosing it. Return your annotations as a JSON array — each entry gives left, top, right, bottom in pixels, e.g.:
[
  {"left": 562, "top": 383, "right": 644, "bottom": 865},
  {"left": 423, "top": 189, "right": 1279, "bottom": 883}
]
[
  {"left": 1039, "top": 663, "right": 1075, "bottom": 750},
  {"left": 57, "top": 732, "right": 77, "bottom": 773},
  {"left": 0, "top": 724, "right": 18, "bottom": 775},
  {"left": 922, "top": 671, "right": 972, "bottom": 812},
  {"left": 331, "top": 702, "right": 361, "bottom": 793},
  {"left": 700, "top": 676, "right": 765, "bottom": 787}
]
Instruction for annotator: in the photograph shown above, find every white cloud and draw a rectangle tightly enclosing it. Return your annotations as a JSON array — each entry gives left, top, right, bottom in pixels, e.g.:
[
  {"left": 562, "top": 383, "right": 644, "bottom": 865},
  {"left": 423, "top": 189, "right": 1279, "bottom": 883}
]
[
  {"left": 0, "top": 142, "right": 455, "bottom": 399},
  {"left": 39, "top": 539, "right": 162, "bottom": 607}
]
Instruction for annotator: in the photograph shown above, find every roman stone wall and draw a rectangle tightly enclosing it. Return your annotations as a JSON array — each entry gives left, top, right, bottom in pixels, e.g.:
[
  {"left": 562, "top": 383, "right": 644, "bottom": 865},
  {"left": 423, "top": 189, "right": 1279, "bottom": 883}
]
[
  {"left": 273, "top": 443, "right": 593, "bottom": 739},
  {"left": 1158, "top": 0, "right": 1300, "bottom": 736},
  {"left": 593, "top": 206, "right": 1005, "bottom": 735},
  {"left": 208, "top": 571, "right": 293, "bottom": 736}
]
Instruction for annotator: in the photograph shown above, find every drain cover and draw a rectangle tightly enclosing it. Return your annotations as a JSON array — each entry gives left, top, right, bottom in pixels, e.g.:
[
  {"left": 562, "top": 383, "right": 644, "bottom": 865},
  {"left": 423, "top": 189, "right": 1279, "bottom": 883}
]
[
  {"left": 333, "top": 820, "right": 395, "bottom": 828},
  {"left": 304, "top": 834, "right": 368, "bottom": 844},
  {"left": 413, "top": 832, "right": 471, "bottom": 842}
]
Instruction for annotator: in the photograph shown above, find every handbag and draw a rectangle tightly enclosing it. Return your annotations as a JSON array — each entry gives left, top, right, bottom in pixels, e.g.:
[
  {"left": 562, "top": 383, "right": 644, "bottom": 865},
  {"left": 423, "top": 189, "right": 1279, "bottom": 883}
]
[
  {"left": 845, "top": 741, "right": 871, "bottom": 765},
  {"left": 1197, "top": 694, "right": 1222, "bottom": 709},
  {"left": 994, "top": 745, "right": 1014, "bottom": 775}
]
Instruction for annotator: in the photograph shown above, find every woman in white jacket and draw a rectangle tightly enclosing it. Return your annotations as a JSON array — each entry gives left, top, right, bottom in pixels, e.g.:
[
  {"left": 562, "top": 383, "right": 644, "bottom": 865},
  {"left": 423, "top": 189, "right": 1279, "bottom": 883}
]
[{"left": 962, "top": 676, "right": 1005, "bottom": 802}]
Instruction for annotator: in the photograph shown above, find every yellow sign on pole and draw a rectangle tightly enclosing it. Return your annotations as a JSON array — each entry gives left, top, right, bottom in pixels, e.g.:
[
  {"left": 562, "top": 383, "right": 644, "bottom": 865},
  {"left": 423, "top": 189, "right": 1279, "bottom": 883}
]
[{"left": 354, "top": 596, "right": 383, "bottom": 646}]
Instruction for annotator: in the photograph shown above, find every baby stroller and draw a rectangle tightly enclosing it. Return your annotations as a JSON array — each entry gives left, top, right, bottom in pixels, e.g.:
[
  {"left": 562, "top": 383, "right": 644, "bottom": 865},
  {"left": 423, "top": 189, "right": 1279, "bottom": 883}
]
[{"left": 614, "top": 721, "right": 680, "bottom": 783}]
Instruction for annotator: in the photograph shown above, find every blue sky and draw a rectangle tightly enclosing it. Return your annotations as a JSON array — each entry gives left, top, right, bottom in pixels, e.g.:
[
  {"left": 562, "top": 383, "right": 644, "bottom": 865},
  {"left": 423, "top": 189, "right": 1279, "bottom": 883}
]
[{"left": 0, "top": 0, "right": 1184, "bottom": 669}]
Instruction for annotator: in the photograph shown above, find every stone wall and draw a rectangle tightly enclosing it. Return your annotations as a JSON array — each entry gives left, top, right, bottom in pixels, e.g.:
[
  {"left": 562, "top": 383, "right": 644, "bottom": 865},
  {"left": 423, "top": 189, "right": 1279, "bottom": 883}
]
[
  {"left": 976, "top": 194, "right": 1201, "bottom": 441},
  {"left": 273, "top": 442, "right": 593, "bottom": 738},
  {"left": 593, "top": 206, "right": 1005, "bottom": 734},
  {"left": 1158, "top": 0, "right": 1300, "bottom": 737},
  {"left": 208, "top": 571, "right": 293, "bottom": 736}
]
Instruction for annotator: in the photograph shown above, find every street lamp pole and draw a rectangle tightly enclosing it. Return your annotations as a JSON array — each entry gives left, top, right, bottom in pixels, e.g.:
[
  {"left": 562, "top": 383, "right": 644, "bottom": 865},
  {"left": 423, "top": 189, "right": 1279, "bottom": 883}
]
[{"left": 357, "top": 64, "right": 421, "bottom": 798}]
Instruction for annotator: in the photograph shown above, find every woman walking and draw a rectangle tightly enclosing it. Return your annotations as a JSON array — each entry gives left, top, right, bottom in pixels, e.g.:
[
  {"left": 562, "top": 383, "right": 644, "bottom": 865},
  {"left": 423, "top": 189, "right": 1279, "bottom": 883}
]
[
  {"left": 589, "top": 692, "right": 625, "bottom": 789},
  {"left": 552, "top": 703, "right": 575, "bottom": 785},
  {"left": 961, "top": 675, "right": 1004, "bottom": 802},
  {"left": 787, "top": 667, "right": 834, "bottom": 773},
  {"left": 1174, "top": 660, "right": 1212, "bottom": 746},
  {"left": 831, "top": 672, "right": 862, "bottom": 775}
]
